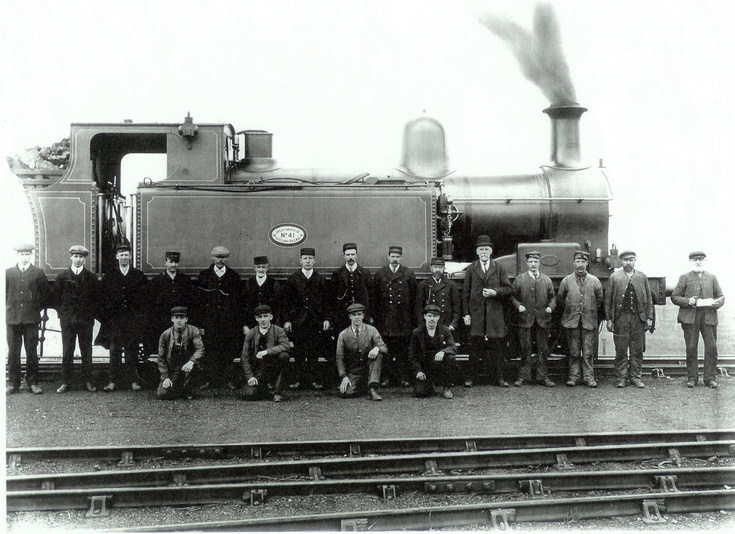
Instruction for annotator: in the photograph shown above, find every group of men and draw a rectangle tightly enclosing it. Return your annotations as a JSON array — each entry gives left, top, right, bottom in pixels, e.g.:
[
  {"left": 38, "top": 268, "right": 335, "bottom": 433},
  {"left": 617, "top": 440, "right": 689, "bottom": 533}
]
[{"left": 5, "top": 236, "right": 726, "bottom": 401}]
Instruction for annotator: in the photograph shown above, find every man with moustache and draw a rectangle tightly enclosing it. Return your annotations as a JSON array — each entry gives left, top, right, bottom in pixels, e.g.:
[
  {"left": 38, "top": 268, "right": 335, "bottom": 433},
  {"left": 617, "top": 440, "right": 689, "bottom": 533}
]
[
  {"left": 157, "top": 307, "right": 203, "bottom": 400},
  {"left": 557, "top": 250, "right": 603, "bottom": 388},
  {"left": 240, "top": 305, "right": 290, "bottom": 402},
  {"left": 604, "top": 250, "right": 654, "bottom": 389},
  {"left": 671, "top": 251, "right": 725, "bottom": 388},
  {"left": 409, "top": 304, "right": 458, "bottom": 399},
  {"left": 415, "top": 257, "right": 460, "bottom": 331},
  {"left": 148, "top": 251, "right": 193, "bottom": 355},
  {"left": 331, "top": 243, "right": 373, "bottom": 333},
  {"left": 373, "top": 245, "right": 418, "bottom": 387},
  {"left": 510, "top": 251, "right": 557, "bottom": 387},
  {"left": 6, "top": 243, "right": 51, "bottom": 395},
  {"left": 462, "top": 235, "right": 513, "bottom": 388},
  {"left": 54, "top": 245, "right": 100, "bottom": 393},
  {"left": 244, "top": 256, "right": 281, "bottom": 332}
]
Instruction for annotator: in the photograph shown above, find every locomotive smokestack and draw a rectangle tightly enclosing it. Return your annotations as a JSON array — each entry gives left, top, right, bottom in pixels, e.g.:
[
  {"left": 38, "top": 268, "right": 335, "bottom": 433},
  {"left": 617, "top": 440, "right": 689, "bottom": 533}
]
[{"left": 543, "top": 103, "right": 587, "bottom": 168}]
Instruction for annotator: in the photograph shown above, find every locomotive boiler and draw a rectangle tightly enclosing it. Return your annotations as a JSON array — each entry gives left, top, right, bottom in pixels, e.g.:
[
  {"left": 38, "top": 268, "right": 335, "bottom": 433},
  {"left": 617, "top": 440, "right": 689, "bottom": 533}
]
[{"left": 13, "top": 104, "right": 666, "bottom": 303}]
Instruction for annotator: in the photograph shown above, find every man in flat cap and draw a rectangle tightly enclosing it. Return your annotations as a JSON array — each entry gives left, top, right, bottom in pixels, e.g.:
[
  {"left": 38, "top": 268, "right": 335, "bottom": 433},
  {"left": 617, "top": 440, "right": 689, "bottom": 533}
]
[
  {"left": 373, "top": 245, "right": 417, "bottom": 387},
  {"left": 53, "top": 245, "right": 100, "bottom": 393},
  {"left": 409, "top": 304, "right": 458, "bottom": 399},
  {"left": 331, "top": 243, "right": 373, "bottom": 333},
  {"left": 336, "top": 303, "right": 387, "bottom": 401},
  {"left": 282, "top": 247, "right": 331, "bottom": 390},
  {"left": 557, "top": 250, "right": 603, "bottom": 388},
  {"left": 510, "top": 251, "right": 557, "bottom": 387},
  {"left": 415, "top": 257, "right": 460, "bottom": 331},
  {"left": 671, "top": 251, "right": 725, "bottom": 388},
  {"left": 196, "top": 245, "right": 245, "bottom": 390},
  {"left": 147, "top": 251, "right": 193, "bottom": 357},
  {"left": 6, "top": 243, "right": 51, "bottom": 395},
  {"left": 462, "top": 235, "right": 513, "bottom": 388},
  {"left": 157, "top": 307, "right": 203, "bottom": 400},
  {"left": 240, "top": 305, "right": 290, "bottom": 402},
  {"left": 604, "top": 250, "right": 654, "bottom": 389},
  {"left": 244, "top": 256, "right": 281, "bottom": 333},
  {"left": 97, "top": 243, "right": 149, "bottom": 392}
]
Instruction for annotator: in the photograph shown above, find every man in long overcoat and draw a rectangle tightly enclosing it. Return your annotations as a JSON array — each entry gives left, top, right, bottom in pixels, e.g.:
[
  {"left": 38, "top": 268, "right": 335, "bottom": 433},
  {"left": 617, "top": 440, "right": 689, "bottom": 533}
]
[{"left": 462, "top": 235, "right": 512, "bottom": 387}]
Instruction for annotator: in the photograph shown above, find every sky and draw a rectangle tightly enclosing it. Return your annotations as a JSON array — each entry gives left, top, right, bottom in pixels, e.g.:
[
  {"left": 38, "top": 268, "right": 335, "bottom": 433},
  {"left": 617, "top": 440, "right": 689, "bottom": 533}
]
[{"left": 1, "top": 0, "right": 734, "bottom": 288}]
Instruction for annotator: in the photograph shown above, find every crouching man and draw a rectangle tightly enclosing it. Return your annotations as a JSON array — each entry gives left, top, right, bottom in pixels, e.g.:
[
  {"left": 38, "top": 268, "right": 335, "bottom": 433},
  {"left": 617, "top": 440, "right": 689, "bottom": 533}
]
[
  {"left": 240, "top": 305, "right": 290, "bottom": 402},
  {"left": 157, "top": 307, "right": 203, "bottom": 400},
  {"left": 336, "top": 303, "right": 387, "bottom": 401},
  {"left": 409, "top": 304, "right": 458, "bottom": 399}
]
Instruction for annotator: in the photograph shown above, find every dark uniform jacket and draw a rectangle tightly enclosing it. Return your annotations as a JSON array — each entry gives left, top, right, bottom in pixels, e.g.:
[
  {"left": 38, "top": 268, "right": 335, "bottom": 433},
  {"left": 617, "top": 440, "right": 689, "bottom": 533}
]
[
  {"left": 604, "top": 269, "right": 654, "bottom": 324},
  {"left": 671, "top": 271, "right": 725, "bottom": 326},
  {"left": 150, "top": 271, "right": 193, "bottom": 337},
  {"left": 408, "top": 325, "right": 458, "bottom": 374},
  {"left": 373, "top": 265, "right": 417, "bottom": 337},
  {"left": 6, "top": 264, "right": 51, "bottom": 325},
  {"left": 244, "top": 276, "right": 281, "bottom": 328},
  {"left": 157, "top": 324, "right": 204, "bottom": 380},
  {"left": 281, "top": 270, "right": 330, "bottom": 327},
  {"left": 197, "top": 265, "right": 244, "bottom": 338},
  {"left": 331, "top": 264, "right": 372, "bottom": 325},
  {"left": 240, "top": 324, "right": 290, "bottom": 380},
  {"left": 557, "top": 271, "right": 603, "bottom": 330},
  {"left": 415, "top": 276, "right": 460, "bottom": 329},
  {"left": 97, "top": 266, "right": 148, "bottom": 345},
  {"left": 510, "top": 271, "right": 556, "bottom": 328},
  {"left": 53, "top": 267, "right": 99, "bottom": 326},
  {"left": 462, "top": 259, "right": 512, "bottom": 338}
]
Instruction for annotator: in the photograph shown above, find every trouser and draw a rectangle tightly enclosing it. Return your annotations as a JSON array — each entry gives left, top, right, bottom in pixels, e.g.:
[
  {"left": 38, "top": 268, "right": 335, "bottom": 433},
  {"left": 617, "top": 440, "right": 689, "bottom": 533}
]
[
  {"left": 7, "top": 323, "right": 39, "bottom": 388},
  {"left": 241, "top": 352, "right": 290, "bottom": 400},
  {"left": 342, "top": 354, "right": 383, "bottom": 397},
  {"left": 157, "top": 367, "right": 197, "bottom": 399},
  {"left": 108, "top": 334, "right": 143, "bottom": 385},
  {"left": 413, "top": 353, "right": 457, "bottom": 396},
  {"left": 382, "top": 335, "right": 411, "bottom": 385},
  {"left": 613, "top": 312, "right": 645, "bottom": 382},
  {"left": 682, "top": 310, "right": 718, "bottom": 384},
  {"left": 469, "top": 336, "right": 505, "bottom": 384},
  {"left": 565, "top": 326, "right": 596, "bottom": 384},
  {"left": 518, "top": 323, "right": 550, "bottom": 382},
  {"left": 60, "top": 321, "right": 94, "bottom": 385}
]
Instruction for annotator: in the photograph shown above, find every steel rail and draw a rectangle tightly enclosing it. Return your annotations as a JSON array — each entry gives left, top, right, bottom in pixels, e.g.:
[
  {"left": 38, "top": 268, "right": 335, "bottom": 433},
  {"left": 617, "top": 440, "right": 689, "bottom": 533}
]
[
  {"left": 99, "top": 488, "right": 735, "bottom": 532},
  {"left": 7, "top": 429, "right": 735, "bottom": 466},
  {"left": 7, "top": 466, "right": 735, "bottom": 512},
  {"left": 8, "top": 440, "right": 735, "bottom": 492}
]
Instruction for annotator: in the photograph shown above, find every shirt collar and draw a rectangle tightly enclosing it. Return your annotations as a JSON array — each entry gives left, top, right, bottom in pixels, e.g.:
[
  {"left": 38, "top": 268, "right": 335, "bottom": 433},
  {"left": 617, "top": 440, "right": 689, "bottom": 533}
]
[
  {"left": 17, "top": 264, "right": 29, "bottom": 272},
  {"left": 71, "top": 266, "right": 83, "bottom": 275},
  {"left": 302, "top": 268, "right": 313, "bottom": 279},
  {"left": 119, "top": 266, "right": 130, "bottom": 275},
  {"left": 214, "top": 265, "right": 226, "bottom": 276}
]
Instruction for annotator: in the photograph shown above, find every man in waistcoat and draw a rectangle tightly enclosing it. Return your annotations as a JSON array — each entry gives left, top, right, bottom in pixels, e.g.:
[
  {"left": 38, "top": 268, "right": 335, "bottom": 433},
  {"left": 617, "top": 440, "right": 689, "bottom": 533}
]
[
  {"left": 415, "top": 257, "right": 460, "bottom": 331},
  {"left": 157, "top": 307, "right": 204, "bottom": 400},
  {"left": 240, "top": 305, "right": 291, "bottom": 402}
]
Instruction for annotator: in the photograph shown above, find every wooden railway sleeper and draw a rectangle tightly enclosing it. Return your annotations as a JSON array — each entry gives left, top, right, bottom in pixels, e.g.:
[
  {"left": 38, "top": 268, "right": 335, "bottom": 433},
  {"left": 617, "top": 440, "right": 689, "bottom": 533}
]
[
  {"left": 489, "top": 508, "right": 516, "bottom": 530},
  {"left": 654, "top": 475, "right": 679, "bottom": 493},
  {"left": 85, "top": 495, "right": 113, "bottom": 518},
  {"left": 519, "top": 479, "right": 544, "bottom": 497},
  {"left": 641, "top": 499, "right": 666, "bottom": 524},
  {"left": 117, "top": 451, "right": 135, "bottom": 468}
]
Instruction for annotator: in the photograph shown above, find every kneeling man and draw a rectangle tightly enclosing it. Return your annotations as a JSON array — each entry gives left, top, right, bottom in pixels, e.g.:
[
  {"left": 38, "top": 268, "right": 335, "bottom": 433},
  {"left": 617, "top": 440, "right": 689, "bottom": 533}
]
[
  {"left": 240, "top": 305, "right": 290, "bottom": 402},
  {"left": 157, "top": 307, "right": 203, "bottom": 400},
  {"left": 409, "top": 304, "right": 458, "bottom": 399},
  {"left": 336, "top": 303, "right": 387, "bottom": 401}
]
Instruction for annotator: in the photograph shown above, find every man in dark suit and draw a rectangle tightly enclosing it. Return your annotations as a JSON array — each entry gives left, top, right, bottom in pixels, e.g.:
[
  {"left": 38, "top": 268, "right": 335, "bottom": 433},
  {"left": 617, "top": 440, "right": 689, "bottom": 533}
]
[
  {"left": 373, "top": 245, "right": 418, "bottom": 387},
  {"left": 243, "top": 256, "right": 281, "bottom": 332},
  {"left": 54, "top": 245, "right": 100, "bottom": 393},
  {"left": 157, "top": 306, "right": 204, "bottom": 400},
  {"left": 415, "top": 257, "right": 460, "bottom": 331},
  {"left": 331, "top": 242, "right": 372, "bottom": 332},
  {"left": 408, "top": 304, "right": 458, "bottom": 399},
  {"left": 462, "top": 235, "right": 513, "bottom": 387},
  {"left": 671, "top": 251, "right": 725, "bottom": 388},
  {"left": 148, "top": 251, "right": 193, "bottom": 356},
  {"left": 510, "top": 251, "right": 557, "bottom": 387},
  {"left": 6, "top": 243, "right": 51, "bottom": 395},
  {"left": 240, "top": 305, "right": 291, "bottom": 402},
  {"left": 197, "top": 245, "right": 245, "bottom": 389},
  {"left": 98, "top": 243, "right": 149, "bottom": 392},
  {"left": 282, "top": 247, "right": 331, "bottom": 390}
]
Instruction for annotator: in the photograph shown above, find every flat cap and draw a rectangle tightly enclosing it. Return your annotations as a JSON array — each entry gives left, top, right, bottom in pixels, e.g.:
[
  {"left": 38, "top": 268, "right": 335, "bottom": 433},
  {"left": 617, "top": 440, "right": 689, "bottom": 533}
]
[
  {"left": 346, "top": 303, "right": 366, "bottom": 314},
  {"left": 689, "top": 251, "right": 706, "bottom": 260},
  {"left": 170, "top": 306, "right": 188, "bottom": 316},
  {"left": 343, "top": 242, "right": 358, "bottom": 252},
  {"left": 423, "top": 303, "right": 442, "bottom": 315},
  {"left": 14, "top": 243, "right": 35, "bottom": 252},
  {"left": 116, "top": 243, "right": 131, "bottom": 252},
  {"left": 618, "top": 250, "right": 636, "bottom": 259},
  {"left": 475, "top": 235, "right": 493, "bottom": 248},
  {"left": 253, "top": 255, "right": 269, "bottom": 265},
  {"left": 574, "top": 250, "right": 590, "bottom": 261},
  {"left": 211, "top": 246, "right": 230, "bottom": 257},
  {"left": 300, "top": 247, "right": 316, "bottom": 256},
  {"left": 253, "top": 304, "right": 273, "bottom": 316},
  {"left": 525, "top": 251, "right": 541, "bottom": 259},
  {"left": 69, "top": 245, "right": 90, "bottom": 256},
  {"left": 430, "top": 257, "right": 445, "bottom": 266},
  {"left": 388, "top": 245, "right": 403, "bottom": 255},
  {"left": 165, "top": 251, "right": 181, "bottom": 261}
]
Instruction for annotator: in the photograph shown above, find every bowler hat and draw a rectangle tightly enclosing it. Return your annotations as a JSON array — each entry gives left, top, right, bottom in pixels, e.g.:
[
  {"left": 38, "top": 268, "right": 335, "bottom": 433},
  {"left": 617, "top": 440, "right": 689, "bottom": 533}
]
[
  {"left": 14, "top": 243, "right": 35, "bottom": 253},
  {"left": 525, "top": 251, "right": 541, "bottom": 259},
  {"left": 300, "top": 247, "right": 316, "bottom": 256},
  {"left": 619, "top": 250, "right": 636, "bottom": 259},
  {"left": 475, "top": 235, "right": 493, "bottom": 248},
  {"left": 69, "top": 245, "right": 90, "bottom": 256},
  {"left": 165, "top": 251, "right": 181, "bottom": 261},
  {"left": 343, "top": 242, "right": 358, "bottom": 253},
  {"left": 689, "top": 251, "right": 706, "bottom": 260},
  {"left": 346, "top": 303, "right": 366, "bottom": 314},
  {"left": 574, "top": 250, "right": 590, "bottom": 261},
  {"left": 423, "top": 303, "right": 442, "bottom": 315},
  {"left": 170, "top": 306, "right": 188, "bottom": 317},
  {"left": 211, "top": 245, "right": 230, "bottom": 257},
  {"left": 388, "top": 246, "right": 403, "bottom": 255},
  {"left": 253, "top": 304, "right": 273, "bottom": 316},
  {"left": 253, "top": 256, "right": 268, "bottom": 265}
]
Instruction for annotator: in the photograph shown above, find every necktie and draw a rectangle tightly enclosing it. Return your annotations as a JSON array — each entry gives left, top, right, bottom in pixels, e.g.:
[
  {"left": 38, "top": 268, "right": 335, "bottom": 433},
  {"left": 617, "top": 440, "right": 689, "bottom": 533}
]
[{"left": 177, "top": 333, "right": 182, "bottom": 345}]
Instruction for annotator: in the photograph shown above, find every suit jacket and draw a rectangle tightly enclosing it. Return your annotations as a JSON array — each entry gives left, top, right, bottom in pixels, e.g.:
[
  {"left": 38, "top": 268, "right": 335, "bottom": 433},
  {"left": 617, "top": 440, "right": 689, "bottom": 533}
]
[
  {"left": 510, "top": 271, "right": 556, "bottom": 328},
  {"left": 670, "top": 271, "right": 724, "bottom": 326},
  {"left": 336, "top": 324, "right": 387, "bottom": 378},
  {"left": 604, "top": 269, "right": 654, "bottom": 324},
  {"left": 557, "top": 271, "right": 603, "bottom": 330},
  {"left": 53, "top": 267, "right": 99, "bottom": 325},
  {"left": 5, "top": 264, "right": 51, "bottom": 325},
  {"left": 415, "top": 276, "right": 460, "bottom": 329},
  {"left": 157, "top": 324, "right": 204, "bottom": 380},
  {"left": 244, "top": 276, "right": 281, "bottom": 328},
  {"left": 240, "top": 324, "right": 290, "bottom": 380},
  {"left": 331, "top": 264, "right": 372, "bottom": 327},
  {"left": 373, "top": 265, "right": 417, "bottom": 336},
  {"left": 197, "top": 265, "right": 244, "bottom": 336},
  {"left": 461, "top": 259, "right": 512, "bottom": 338},
  {"left": 281, "top": 270, "right": 330, "bottom": 326},
  {"left": 408, "top": 325, "right": 457, "bottom": 375}
]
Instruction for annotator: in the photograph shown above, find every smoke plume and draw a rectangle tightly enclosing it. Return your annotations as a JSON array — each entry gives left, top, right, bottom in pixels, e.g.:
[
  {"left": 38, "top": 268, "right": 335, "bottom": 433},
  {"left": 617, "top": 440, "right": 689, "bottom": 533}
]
[{"left": 479, "top": 3, "right": 576, "bottom": 104}]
